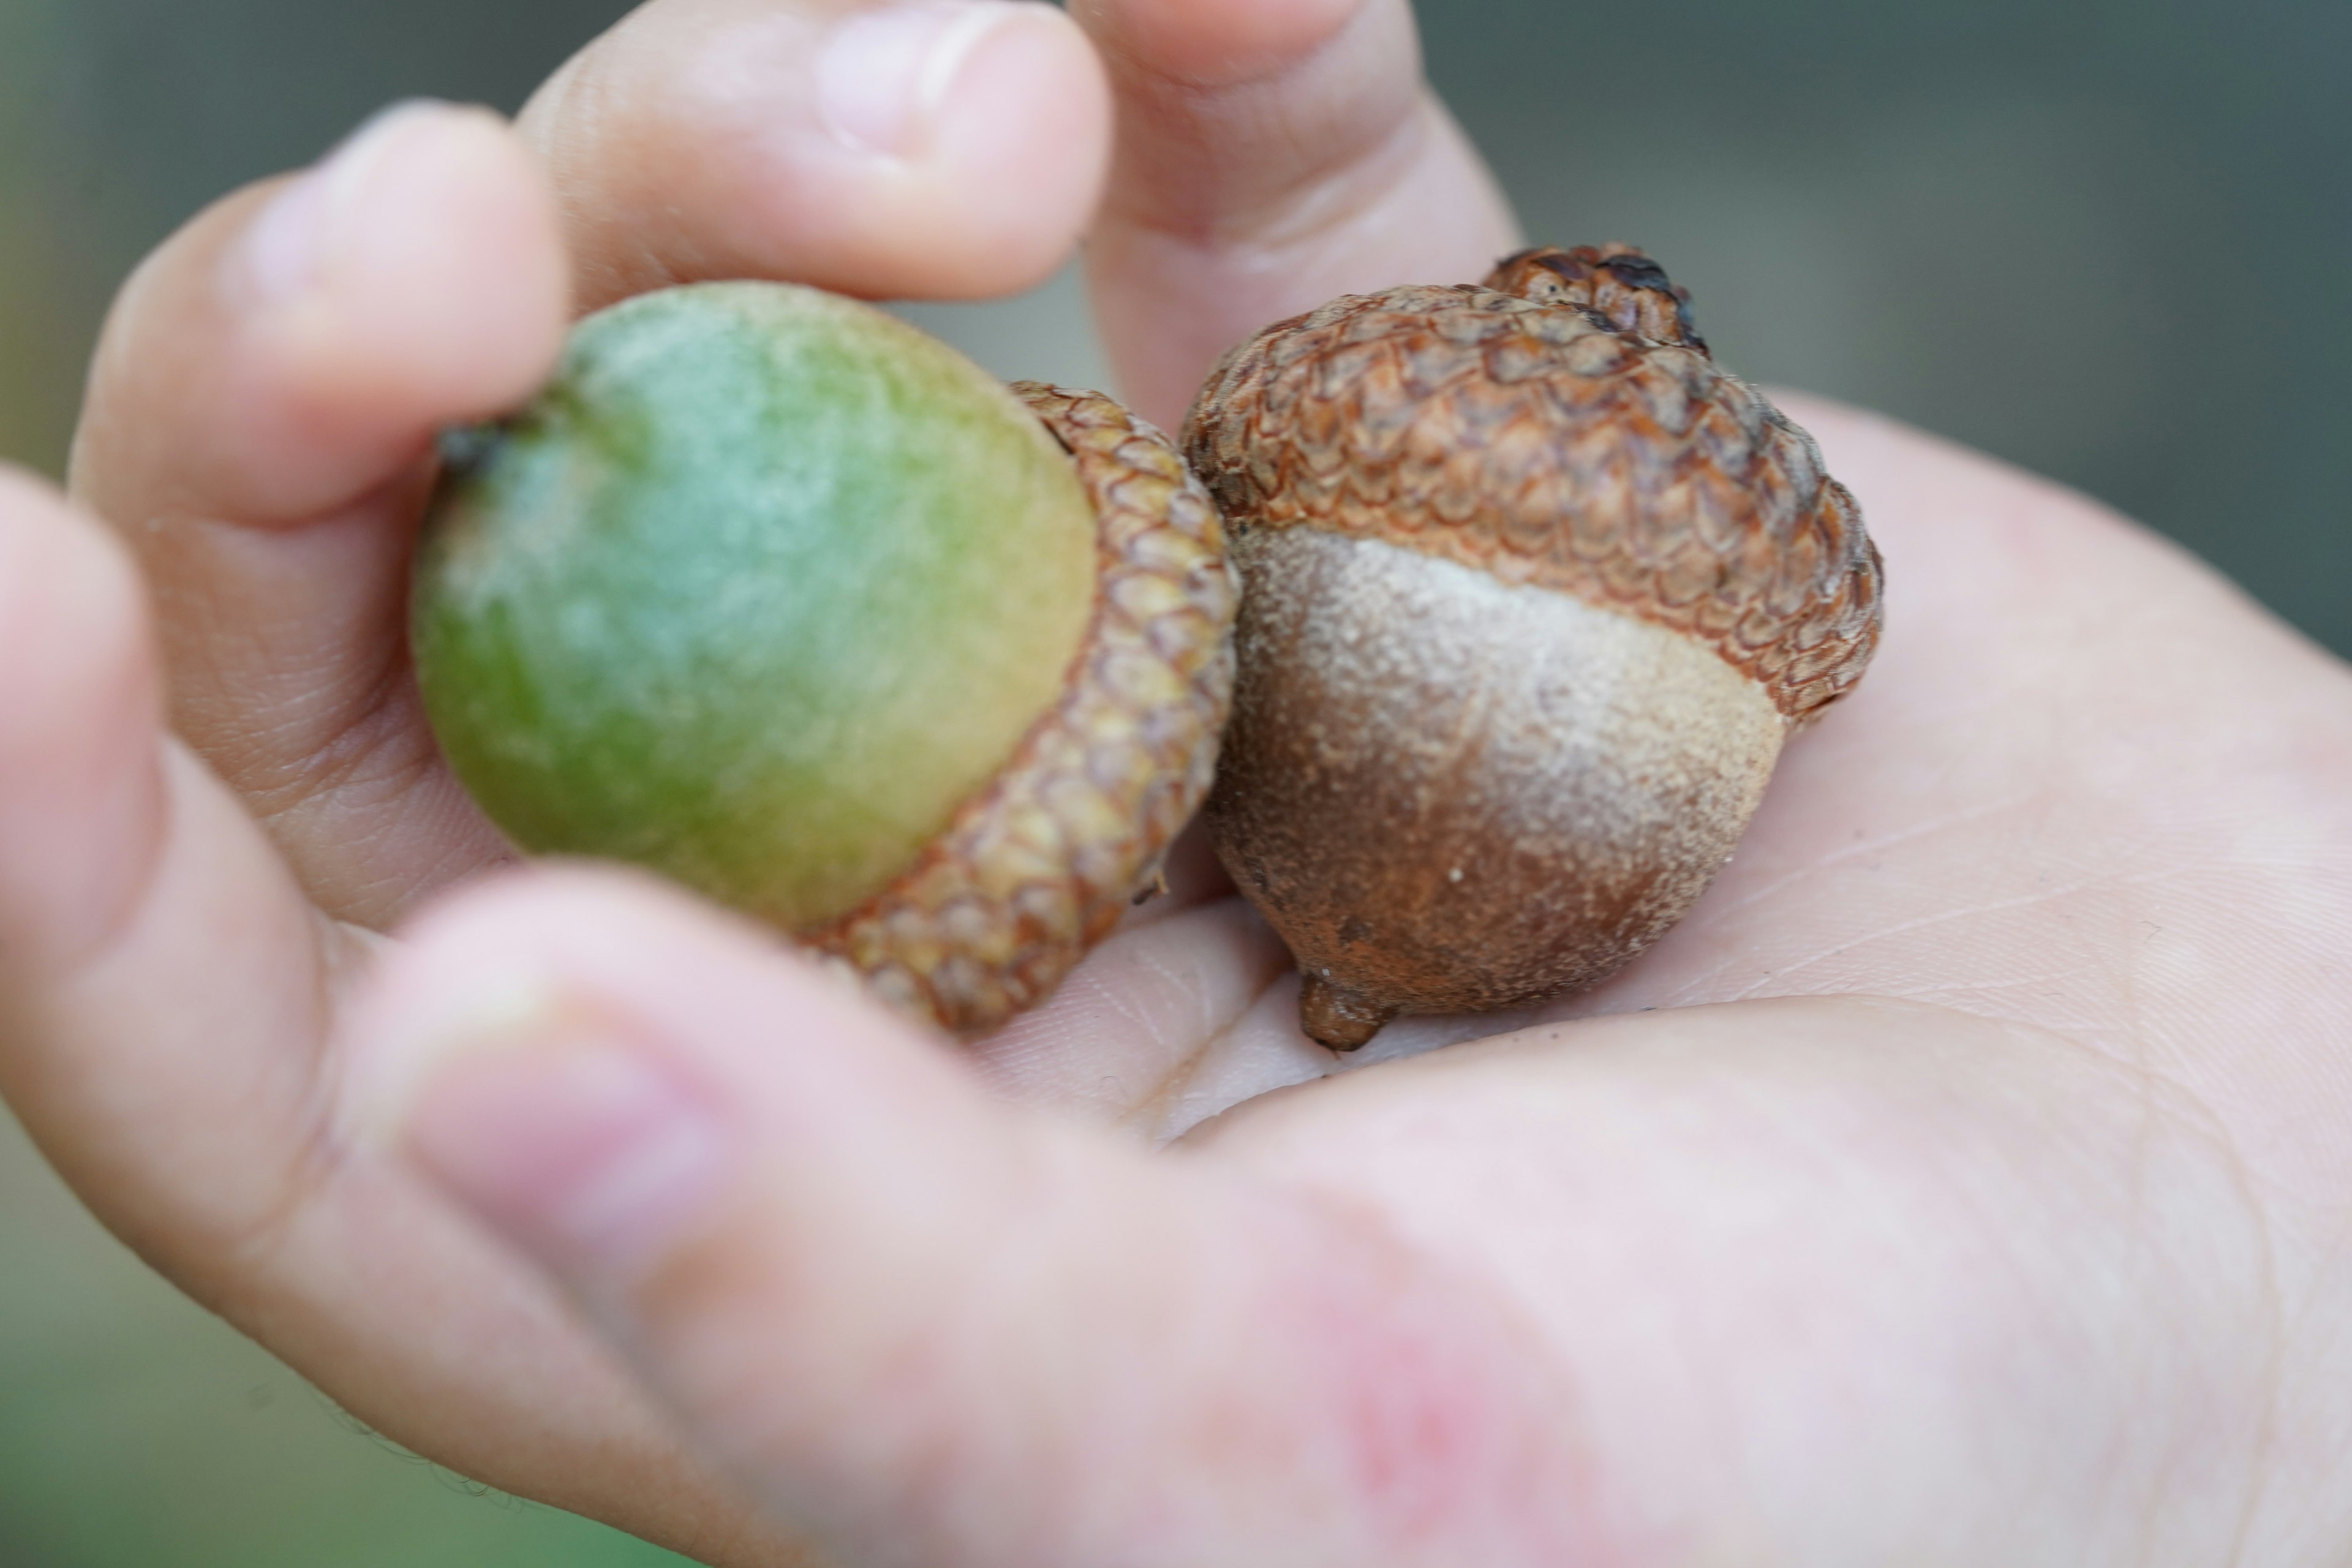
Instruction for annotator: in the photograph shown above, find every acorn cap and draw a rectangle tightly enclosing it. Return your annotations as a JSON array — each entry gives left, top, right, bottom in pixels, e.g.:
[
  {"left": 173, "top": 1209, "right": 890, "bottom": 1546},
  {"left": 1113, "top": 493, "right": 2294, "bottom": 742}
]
[
  {"left": 1185, "top": 251, "right": 1881, "bottom": 721},
  {"left": 813, "top": 383, "right": 1238, "bottom": 1031},
  {"left": 1182, "top": 247, "right": 1883, "bottom": 1047}
]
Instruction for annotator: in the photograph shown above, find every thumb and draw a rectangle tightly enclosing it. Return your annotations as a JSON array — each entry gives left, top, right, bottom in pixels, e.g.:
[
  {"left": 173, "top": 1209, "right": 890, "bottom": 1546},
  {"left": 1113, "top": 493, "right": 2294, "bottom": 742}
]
[{"left": 342, "top": 867, "right": 1605, "bottom": 1567}]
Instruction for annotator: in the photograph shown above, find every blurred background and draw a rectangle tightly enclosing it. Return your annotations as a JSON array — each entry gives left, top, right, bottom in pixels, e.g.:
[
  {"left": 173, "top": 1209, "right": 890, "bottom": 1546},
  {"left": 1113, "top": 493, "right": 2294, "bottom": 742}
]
[{"left": 0, "top": 0, "right": 2345, "bottom": 1561}]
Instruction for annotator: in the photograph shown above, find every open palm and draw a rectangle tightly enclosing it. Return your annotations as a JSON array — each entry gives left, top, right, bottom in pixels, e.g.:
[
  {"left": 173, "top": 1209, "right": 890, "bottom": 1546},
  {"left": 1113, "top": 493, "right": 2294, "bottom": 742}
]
[{"left": 4, "top": 1, "right": 2348, "bottom": 1564}]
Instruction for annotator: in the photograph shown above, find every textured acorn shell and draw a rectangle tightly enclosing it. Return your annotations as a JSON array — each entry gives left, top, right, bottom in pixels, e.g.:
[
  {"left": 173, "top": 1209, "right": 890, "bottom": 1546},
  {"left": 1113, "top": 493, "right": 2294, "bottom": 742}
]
[{"left": 1183, "top": 247, "right": 1883, "bottom": 1047}]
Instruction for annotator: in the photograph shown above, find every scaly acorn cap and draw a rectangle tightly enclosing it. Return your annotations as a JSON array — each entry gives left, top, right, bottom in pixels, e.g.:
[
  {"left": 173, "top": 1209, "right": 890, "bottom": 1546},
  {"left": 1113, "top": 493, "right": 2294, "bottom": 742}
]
[
  {"left": 1484, "top": 241, "right": 1711, "bottom": 352},
  {"left": 1182, "top": 247, "right": 1883, "bottom": 1048},
  {"left": 813, "top": 383, "right": 1239, "bottom": 1031}
]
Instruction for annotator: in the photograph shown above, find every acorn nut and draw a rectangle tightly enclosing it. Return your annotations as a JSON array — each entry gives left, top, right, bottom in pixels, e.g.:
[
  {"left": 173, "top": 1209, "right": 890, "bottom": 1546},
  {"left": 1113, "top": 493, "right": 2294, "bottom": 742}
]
[
  {"left": 1183, "top": 244, "right": 1884, "bottom": 1050},
  {"left": 414, "top": 282, "right": 1237, "bottom": 1035}
]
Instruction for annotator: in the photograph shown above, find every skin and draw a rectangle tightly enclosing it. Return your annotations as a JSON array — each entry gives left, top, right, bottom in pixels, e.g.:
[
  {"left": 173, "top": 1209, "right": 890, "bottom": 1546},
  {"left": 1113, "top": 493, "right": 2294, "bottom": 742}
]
[{"left": 1, "top": 0, "right": 2348, "bottom": 1563}]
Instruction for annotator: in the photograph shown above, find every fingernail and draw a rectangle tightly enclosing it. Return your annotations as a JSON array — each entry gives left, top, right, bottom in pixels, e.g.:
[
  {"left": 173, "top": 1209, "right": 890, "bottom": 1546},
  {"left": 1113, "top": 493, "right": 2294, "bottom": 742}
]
[
  {"left": 817, "top": 1, "right": 1028, "bottom": 158},
  {"left": 357, "top": 976, "right": 732, "bottom": 1279},
  {"left": 240, "top": 99, "right": 450, "bottom": 305}
]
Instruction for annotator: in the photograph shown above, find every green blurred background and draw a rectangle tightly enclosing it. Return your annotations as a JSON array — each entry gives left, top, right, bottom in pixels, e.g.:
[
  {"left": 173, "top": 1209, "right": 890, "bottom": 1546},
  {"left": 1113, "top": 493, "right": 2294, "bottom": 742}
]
[{"left": 1, "top": 0, "right": 2345, "bottom": 1562}]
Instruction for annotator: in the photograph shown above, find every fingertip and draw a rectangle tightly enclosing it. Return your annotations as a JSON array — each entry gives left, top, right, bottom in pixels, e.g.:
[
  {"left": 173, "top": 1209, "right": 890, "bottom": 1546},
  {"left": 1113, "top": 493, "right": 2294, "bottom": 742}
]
[
  {"left": 0, "top": 470, "right": 166, "bottom": 973},
  {"left": 376, "top": 862, "right": 865, "bottom": 1031},
  {"left": 0, "top": 465, "right": 148, "bottom": 654},
  {"left": 899, "top": 2, "right": 1112, "bottom": 298},
  {"left": 347, "top": 862, "right": 957, "bottom": 1156},
  {"left": 366, "top": 105, "right": 573, "bottom": 415},
  {"left": 1075, "top": 0, "right": 1518, "bottom": 423},
  {"left": 0, "top": 464, "right": 154, "bottom": 714},
  {"left": 1076, "top": 0, "right": 1366, "bottom": 86},
  {"left": 771, "top": 0, "right": 1114, "bottom": 300},
  {"left": 0, "top": 461, "right": 67, "bottom": 519},
  {"left": 81, "top": 101, "right": 571, "bottom": 528},
  {"left": 241, "top": 100, "right": 571, "bottom": 437}
]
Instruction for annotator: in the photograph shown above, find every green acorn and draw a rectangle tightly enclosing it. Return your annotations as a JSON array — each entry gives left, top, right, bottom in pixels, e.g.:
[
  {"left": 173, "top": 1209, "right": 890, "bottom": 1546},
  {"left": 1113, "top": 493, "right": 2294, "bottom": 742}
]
[{"left": 415, "top": 282, "right": 1236, "bottom": 1033}]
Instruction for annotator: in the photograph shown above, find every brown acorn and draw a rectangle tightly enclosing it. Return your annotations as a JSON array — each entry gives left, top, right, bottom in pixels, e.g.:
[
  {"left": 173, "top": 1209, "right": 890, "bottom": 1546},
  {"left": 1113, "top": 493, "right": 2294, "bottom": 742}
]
[{"left": 1182, "top": 244, "right": 1883, "bottom": 1049}]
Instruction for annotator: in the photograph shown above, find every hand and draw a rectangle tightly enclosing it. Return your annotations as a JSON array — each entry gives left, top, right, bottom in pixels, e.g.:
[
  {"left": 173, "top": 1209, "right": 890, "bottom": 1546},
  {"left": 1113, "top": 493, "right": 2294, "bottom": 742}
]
[
  {"left": 8, "top": 1, "right": 1510, "bottom": 1559},
  {"left": 6, "top": 6, "right": 2348, "bottom": 1568}
]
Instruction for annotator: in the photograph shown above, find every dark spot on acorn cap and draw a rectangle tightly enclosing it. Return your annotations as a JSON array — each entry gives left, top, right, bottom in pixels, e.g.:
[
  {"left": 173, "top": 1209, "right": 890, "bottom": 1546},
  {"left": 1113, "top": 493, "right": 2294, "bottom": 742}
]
[
  {"left": 1600, "top": 254, "right": 1672, "bottom": 292},
  {"left": 1599, "top": 254, "right": 1710, "bottom": 352}
]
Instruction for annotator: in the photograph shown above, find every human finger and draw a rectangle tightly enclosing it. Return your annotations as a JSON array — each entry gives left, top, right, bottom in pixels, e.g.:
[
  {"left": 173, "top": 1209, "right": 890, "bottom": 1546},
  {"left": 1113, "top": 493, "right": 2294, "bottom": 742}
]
[
  {"left": 518, "top": 0, "right": 1110, "bottom": 311},
  {"left": 348, "top": 866, "right": 1602, "bottom": 1567},
  {"left": 70, "top": 102, "right": 568, "bottom": 926},
  {"left": 0, "top": 469, "right": 820, "bottom": 1565},
  {"left": 0, "top": 461, "right": 344, "bottom": 1317},
  {"left": 1072, "top": 0, "right": 1521, "bottom": 426}
]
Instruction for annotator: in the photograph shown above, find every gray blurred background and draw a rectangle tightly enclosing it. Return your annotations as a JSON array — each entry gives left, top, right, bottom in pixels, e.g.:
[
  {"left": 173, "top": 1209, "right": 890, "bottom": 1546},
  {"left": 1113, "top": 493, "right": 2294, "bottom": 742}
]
[{"left": 0, "top": 0, "right": 2345, "bottom": 1562}]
